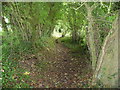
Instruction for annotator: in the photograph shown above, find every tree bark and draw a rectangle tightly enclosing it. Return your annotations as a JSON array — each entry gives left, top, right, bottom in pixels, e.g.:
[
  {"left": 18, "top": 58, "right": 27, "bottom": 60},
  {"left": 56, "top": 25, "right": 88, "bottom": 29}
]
[
  {"left": 85, "top": 3, "right": 98, "bottom": 70},
  {"left": 92, "top": 15, "right": 118, "bottom": 86}
]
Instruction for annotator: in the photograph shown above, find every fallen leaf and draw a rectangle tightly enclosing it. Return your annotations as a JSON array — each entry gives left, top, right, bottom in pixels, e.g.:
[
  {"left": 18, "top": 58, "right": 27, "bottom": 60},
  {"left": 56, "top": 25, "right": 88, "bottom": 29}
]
[
  {"left": 23, "top": 71, "right": 30, "bottom": 75},
  {"left": 65, "top": 73, "right": 67, "bottom": 75}
]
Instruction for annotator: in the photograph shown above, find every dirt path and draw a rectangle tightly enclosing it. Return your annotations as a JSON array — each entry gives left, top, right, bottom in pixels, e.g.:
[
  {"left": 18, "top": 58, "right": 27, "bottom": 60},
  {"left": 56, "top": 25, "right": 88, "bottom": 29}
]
[{"left": 19, "top": 43, "right": 93, "bottom": 88}]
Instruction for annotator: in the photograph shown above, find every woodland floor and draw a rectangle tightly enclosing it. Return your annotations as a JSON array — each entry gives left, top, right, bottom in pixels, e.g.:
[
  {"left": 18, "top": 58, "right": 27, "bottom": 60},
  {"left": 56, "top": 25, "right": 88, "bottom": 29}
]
[{"left": 19, "top": 42, "right": 93, "bottom": 88}]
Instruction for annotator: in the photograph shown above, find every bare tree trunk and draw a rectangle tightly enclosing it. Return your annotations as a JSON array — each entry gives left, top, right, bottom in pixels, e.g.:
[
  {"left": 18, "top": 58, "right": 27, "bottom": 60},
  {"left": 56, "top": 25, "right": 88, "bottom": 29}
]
[
  {"left": 11, "top": 3, "right": 29, "bottom": 41},
  {"left": 85, "top": 3, "right": 98, "bottom": 70},
  {"left": 92, "top": 15, "right": 118, "bottom": 86}
]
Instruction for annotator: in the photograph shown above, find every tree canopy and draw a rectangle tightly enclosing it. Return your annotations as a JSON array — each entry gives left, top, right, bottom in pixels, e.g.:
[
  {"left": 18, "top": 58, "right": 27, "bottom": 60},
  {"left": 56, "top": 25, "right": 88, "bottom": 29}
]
[{"left": 1, "top": 2, "right": 119, "bottom": 88}]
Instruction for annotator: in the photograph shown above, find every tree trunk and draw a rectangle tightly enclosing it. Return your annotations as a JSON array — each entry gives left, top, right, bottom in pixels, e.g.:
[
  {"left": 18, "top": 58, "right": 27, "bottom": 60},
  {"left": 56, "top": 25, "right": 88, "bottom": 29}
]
[
  {"left": 71, "top": 10, "right": 79, "bottom": 43},
  {"left": 92, "top": 15, "right": 118, "bottom": 87},
  {"left": 85, "top": 3, "right": 98, "bottom": 70}
]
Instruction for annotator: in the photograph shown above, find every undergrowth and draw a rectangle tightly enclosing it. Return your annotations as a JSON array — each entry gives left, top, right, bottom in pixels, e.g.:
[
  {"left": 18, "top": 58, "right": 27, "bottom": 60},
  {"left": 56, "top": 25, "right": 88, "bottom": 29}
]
[
  {"left": 2, "top": 32, "right": 33, "bottom": 88},
  {"left": 60, "top": 37, "right": 89, "bottom": 55},
  {"left": 2, "top": 32, "right": 55, "bottom": 88}
]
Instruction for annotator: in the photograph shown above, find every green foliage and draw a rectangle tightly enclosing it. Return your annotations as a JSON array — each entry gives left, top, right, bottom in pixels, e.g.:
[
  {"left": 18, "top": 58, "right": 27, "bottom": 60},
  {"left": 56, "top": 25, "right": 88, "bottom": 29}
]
[
  {"left": 2, "top": 30, "right": 56, "bottom": 87},
  {"left": 2, "top": 50, "right": 31, "bottom": 88},
  {"left": 2, "top": 31, "right": 32, "bottom": 88},
  {"left": 60, "top": 37, "right": 81, "bottom": 52},
  {"left": 2, "top": 2, "right": 118, "bottom": 88},
  {"left": 38, "top": 37, "right": 55, "bottom": 50}
]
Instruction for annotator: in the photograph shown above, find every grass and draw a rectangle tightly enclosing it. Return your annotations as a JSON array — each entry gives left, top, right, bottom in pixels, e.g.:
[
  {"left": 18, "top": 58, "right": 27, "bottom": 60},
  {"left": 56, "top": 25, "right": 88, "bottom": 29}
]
[
  {"left": 2, "top": 42, "right": 32, "bottom": 88},
  {"left": 60, "top": 37, "right": 81, "bottom": 52},
  {"left": 2, "top": 32, "right": 91, "bottom": 88},
  {"left": 38, "top": 36, "right": 56, "bottom": 51},
  {"left": 2, "top": 53, "right": 31, "bottom": 88},
  {"left": 2, "top": 32, "right": 33, "bottom": 88},
  {"left": 2, "top": 31, "right": 57, "bottom": 88},
  {"left": 59, "top": 37, "right": 89, "bottom": 55}
]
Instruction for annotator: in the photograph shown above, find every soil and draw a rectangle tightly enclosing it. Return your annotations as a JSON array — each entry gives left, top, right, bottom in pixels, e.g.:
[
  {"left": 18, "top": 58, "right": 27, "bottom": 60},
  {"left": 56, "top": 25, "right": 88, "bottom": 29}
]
[{"left": 19, "top": 43, "right": 93, "bottom": 88}]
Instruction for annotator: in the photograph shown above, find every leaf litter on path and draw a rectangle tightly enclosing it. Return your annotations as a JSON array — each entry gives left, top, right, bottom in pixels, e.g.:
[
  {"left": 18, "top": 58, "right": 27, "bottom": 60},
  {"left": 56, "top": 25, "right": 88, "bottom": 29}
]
[{"left": 19, "top": 43, "right": 93, "bottom": 88}]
